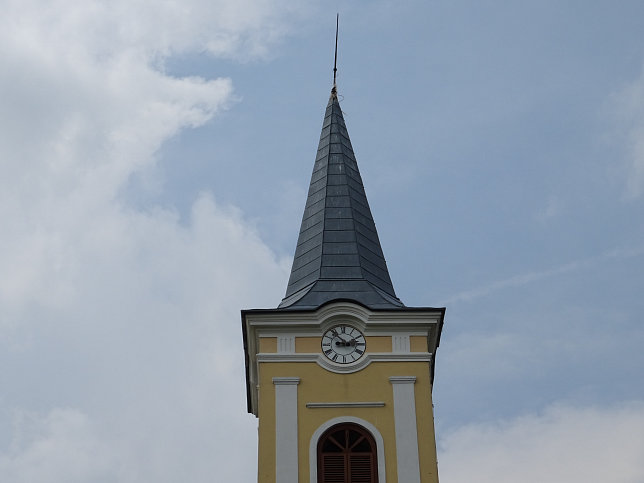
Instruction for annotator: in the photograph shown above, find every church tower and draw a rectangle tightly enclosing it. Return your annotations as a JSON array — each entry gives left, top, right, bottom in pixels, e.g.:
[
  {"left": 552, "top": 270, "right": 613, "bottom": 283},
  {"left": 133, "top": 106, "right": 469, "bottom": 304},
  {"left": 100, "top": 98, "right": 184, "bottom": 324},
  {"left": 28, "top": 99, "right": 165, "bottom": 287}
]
[{"left": 242, "top": 83, "right": 445, "bottom": 483}]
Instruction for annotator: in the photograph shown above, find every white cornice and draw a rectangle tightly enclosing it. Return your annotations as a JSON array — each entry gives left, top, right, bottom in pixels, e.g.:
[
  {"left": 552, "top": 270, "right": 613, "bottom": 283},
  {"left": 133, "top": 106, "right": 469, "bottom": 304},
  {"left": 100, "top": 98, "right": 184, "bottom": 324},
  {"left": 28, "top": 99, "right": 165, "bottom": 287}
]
[
  {"left": 257, "top": 352, "right": 432, "bottom": 374},
  {"left": 389, "top": 376, "right": 417, "bottom": 384},
  {"left": 306, "top": 402, "right": 385, "bottom": 408},
  {"left": 244, "top": 301, "right": 443, "bottom": 327},
  {"left": 272, "top": 377, "right": 301, "bottom": 385},
  {"left": 256, "top": 329, "right": 429, "bottom": 338}
]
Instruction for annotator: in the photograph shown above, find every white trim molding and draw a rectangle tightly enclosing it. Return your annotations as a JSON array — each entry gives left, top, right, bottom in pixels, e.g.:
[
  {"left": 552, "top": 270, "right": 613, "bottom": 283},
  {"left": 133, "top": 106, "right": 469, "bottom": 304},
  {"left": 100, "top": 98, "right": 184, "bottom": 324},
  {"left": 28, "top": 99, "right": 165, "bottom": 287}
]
[
  {"left": 309, "top": 416, "right": 387, "bottom": 483},
  {"left": 306, "top": 401, "right": 385, "bottom": 408},
  {"left": 389, "top": 376, "right": 420, "bottom": 483},
  {"left": 273, "top": 377, "right": 300, "bottom": 483},
  {"left": 257, "top": 352, "right": 432, "bottom": 374}
]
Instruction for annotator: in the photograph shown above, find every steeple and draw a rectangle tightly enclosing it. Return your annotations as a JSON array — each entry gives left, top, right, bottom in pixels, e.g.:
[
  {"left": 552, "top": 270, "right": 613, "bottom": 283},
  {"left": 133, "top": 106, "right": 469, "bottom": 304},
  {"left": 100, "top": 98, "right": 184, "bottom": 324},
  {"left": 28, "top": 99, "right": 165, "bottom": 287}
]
[
  {"left": 242, "top": 29, "right": 445, "bottom": 482},
  {"left": 279, "top": 89, "right": 403, "bottom": 310}
]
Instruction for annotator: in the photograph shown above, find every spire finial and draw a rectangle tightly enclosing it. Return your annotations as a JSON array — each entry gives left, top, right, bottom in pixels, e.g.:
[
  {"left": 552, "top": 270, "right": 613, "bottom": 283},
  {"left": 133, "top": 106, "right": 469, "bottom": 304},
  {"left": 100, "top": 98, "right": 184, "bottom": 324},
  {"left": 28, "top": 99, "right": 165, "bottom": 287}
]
[{"left": 332, "top": 13, "right": 339, "bottom": 96}]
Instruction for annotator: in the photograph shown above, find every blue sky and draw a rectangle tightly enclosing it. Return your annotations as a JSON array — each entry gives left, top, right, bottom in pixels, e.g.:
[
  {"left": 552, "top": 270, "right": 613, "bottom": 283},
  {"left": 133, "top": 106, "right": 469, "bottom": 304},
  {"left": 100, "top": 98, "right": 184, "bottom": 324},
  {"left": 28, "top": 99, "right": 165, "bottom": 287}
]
[{"left": 1, "top": 1, "right": 643, "bottom": 481}]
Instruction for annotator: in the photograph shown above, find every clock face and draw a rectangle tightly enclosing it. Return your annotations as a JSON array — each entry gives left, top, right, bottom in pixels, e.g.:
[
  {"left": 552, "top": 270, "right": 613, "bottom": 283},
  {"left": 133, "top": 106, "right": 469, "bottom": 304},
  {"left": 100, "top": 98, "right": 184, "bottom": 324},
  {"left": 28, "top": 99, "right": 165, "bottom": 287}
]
[{"left": 321, "top": 325, "right": 366, "bottom": 364}]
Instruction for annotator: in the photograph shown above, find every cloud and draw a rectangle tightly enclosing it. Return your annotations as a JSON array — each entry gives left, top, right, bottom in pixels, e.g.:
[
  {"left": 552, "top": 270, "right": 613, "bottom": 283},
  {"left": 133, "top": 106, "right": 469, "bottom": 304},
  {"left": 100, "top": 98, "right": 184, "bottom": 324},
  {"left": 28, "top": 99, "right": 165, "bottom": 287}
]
[
  {"left": 438, "top": 402, "right": 644, "bottom": 483},
  {"left": 0, "top": 194, "right": 287, "bottom": 482},
  {"left": 0, "top": 1, "right": 301, "bottom": 481},
  {"left": 535, "top": 194, "right": 562, "bottom": 222},
  {"left": 0, "top": 409, "right": 113, "bottom": 482},
  {"left": 610, "top": 64, "right": 644, "bottom": 199}
]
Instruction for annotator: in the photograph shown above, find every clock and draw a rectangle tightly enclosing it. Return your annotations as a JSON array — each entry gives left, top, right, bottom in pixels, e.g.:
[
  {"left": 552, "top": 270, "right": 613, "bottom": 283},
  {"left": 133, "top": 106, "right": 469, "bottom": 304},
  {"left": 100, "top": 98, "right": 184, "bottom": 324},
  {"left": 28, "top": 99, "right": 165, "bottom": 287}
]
[{"left": 321, "top": 325, "right": 366, "bottom": 364}]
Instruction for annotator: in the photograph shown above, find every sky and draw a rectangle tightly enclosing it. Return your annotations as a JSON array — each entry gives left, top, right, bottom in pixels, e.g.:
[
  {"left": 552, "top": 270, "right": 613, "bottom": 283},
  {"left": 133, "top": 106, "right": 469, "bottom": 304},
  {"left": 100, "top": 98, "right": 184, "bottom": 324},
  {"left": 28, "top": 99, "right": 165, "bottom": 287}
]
[{"left": 1, "top": 0, "right": 644, "bottom": 481}]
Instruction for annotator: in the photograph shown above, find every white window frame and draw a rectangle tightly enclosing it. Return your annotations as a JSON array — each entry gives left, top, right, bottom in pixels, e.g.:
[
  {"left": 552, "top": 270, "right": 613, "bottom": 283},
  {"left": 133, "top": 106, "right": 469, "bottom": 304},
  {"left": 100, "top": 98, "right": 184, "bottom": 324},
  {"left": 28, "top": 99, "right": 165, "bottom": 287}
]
[{"left": 309, "top": 416, "right": 386, "bottom": 483}]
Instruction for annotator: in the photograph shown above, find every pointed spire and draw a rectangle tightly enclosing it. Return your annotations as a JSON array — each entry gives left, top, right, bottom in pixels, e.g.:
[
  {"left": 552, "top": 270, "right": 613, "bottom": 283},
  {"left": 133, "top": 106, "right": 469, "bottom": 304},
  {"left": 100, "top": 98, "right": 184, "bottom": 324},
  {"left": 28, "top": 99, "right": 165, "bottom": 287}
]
[{"left": 279, "top": 90, "right": 403, "bottom": 310}]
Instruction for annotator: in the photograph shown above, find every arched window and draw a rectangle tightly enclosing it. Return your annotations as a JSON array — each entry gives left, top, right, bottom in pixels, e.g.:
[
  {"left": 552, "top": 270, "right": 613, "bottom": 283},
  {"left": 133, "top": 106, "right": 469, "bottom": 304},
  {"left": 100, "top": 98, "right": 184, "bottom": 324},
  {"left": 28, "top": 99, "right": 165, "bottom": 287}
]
[{"left": 317, "top": 423, "right": 378, "bottom": 483}]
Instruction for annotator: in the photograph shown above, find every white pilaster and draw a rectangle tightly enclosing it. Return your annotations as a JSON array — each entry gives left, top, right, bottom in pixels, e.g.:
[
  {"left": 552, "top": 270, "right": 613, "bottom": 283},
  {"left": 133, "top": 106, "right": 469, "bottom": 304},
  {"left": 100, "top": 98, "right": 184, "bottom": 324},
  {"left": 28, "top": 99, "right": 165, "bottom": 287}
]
[
  {"left": 390, "top": 376, "right": 420, "bottom": 483},
  {"left": 273, "top": 377, "right": 300, "bottom": 483},
  {"left": 277, "top": 335, "right": 295, "bottom": 353},
  {"left": 392, "top": 334, "right": 410, "bottom": 352}
]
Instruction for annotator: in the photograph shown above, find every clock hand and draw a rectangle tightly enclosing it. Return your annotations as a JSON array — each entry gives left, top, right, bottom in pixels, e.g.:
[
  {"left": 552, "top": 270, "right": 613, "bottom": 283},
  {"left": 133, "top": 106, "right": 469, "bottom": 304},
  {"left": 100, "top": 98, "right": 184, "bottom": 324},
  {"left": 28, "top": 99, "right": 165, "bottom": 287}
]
[{"left": 334, "top": 337, "right": 357, "bottom": 348}]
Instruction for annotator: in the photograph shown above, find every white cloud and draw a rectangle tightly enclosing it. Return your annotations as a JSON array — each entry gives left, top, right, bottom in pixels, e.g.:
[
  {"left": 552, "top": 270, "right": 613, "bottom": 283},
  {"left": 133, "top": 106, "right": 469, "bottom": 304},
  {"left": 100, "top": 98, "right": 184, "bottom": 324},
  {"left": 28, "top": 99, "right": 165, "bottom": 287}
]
[
  {"left": 0, "top": 409, "right": 113, "bottom": 483},
  {"left": 439, "top": 402, "right": 644, "bottom": 483},
  {"left": 610, "top": 65, "right": 644, "bottom": 199},
  {"left": 0, "top": 1, "right": 300, "bottom": 481},
  {"left": 535, "top": 194, "right": 562, "bottom": 222}
]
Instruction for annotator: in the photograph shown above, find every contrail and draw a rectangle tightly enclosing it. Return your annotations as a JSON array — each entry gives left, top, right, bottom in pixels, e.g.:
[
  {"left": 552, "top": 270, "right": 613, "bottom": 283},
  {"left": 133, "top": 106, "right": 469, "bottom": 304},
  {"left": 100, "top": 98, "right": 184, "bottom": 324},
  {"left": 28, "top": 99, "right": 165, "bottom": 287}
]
[{"left": 442, "top": 244, "right": 644, "bottom": 305}]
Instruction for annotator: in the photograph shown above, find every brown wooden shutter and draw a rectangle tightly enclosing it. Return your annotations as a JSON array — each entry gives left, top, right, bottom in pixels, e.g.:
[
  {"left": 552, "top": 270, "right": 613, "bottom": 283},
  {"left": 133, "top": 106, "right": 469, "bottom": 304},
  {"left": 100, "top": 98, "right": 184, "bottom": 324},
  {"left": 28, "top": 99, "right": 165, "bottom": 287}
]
[
  {"left": 317, "top": 423, "right": 378, "bottom": 483},
  {"left": 322, "top": 454, "right": 346, "bottom": 483},
  {"left": 348, "top": 454, "right": 373, "bottom": 482}
]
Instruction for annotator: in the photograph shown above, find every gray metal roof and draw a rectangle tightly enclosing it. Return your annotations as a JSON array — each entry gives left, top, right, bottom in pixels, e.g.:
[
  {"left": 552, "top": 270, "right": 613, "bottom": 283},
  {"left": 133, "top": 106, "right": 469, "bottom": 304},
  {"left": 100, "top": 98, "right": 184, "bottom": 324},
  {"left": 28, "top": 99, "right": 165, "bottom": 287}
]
[{"left": 278, "top": 89, "right": 404, "bottom": 310}]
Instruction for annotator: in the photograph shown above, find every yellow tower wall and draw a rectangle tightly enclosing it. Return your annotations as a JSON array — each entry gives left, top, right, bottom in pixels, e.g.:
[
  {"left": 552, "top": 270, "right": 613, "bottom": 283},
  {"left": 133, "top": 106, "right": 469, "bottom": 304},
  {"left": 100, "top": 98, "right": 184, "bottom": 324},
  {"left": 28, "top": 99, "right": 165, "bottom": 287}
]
[{"left": 257, "top": 360, "right": 439, "bottom": 483}]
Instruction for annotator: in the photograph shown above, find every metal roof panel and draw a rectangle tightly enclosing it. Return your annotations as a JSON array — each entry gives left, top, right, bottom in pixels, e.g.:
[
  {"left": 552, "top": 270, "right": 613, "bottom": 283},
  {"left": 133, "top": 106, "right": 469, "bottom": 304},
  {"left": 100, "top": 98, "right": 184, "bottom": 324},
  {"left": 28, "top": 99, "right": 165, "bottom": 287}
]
[{"left": 278, "top": 90, "right": 402, "bottom": 310}]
